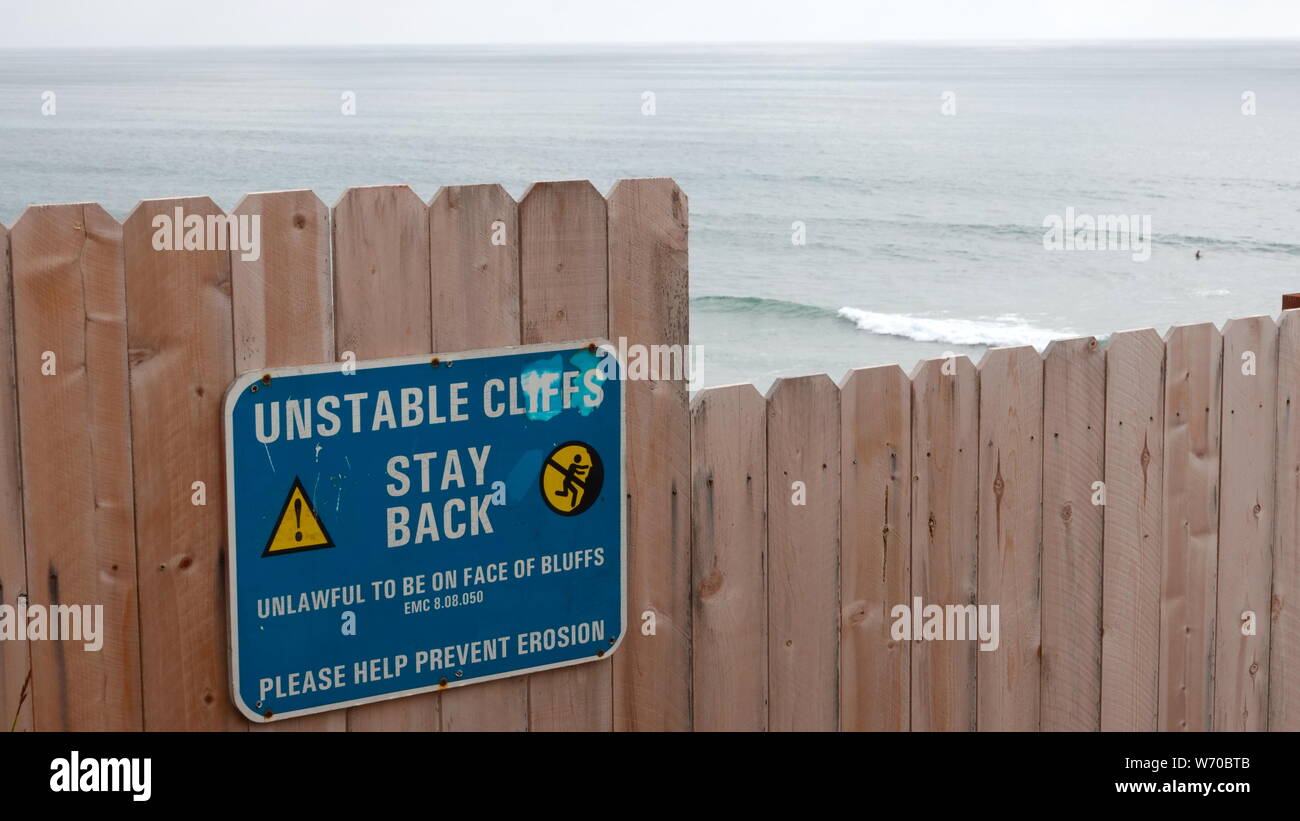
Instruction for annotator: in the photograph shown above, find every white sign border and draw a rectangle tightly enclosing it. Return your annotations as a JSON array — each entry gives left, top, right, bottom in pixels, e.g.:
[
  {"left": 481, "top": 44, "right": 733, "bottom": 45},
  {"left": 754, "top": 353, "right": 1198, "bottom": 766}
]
[{"left": 222, "top": 339, "right": 628, "bottom": 723}]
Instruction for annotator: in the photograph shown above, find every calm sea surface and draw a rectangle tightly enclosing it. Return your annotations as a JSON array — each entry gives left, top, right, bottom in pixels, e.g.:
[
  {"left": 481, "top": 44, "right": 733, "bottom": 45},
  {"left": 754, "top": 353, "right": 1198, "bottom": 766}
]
[{"left": 2, "top": 42, "right": 1298, "bottom": 388}]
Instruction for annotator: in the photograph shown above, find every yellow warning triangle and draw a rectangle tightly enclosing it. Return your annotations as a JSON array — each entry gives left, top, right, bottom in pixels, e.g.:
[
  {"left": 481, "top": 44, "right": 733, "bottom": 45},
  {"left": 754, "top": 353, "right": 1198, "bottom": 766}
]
[{"left": 262, "top": 476, "right": 335, "bottom": 557}]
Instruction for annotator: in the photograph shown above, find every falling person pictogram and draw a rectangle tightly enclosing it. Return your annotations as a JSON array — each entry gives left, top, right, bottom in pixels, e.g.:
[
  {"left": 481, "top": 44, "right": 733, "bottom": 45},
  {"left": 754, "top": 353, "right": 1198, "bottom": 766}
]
[
  {"left": 540, "top": 442, "right": 604, "bottom": 516},
  {"left": 552, "top": 452, "right": 590, "bottom": 508}
]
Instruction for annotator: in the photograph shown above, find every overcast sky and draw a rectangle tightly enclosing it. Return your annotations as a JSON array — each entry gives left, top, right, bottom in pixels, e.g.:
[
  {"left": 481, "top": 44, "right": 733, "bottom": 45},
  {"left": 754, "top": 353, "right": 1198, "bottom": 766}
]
[{"left": 2, "top": 0, "right": 1299, "bottom": 48}]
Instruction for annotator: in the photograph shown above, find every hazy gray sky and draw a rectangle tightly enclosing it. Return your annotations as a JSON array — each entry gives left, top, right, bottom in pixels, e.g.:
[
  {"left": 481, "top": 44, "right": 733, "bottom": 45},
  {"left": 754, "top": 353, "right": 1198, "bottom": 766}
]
[{"left": 3, "top": 0, "right": 1299, "bottom": 47}]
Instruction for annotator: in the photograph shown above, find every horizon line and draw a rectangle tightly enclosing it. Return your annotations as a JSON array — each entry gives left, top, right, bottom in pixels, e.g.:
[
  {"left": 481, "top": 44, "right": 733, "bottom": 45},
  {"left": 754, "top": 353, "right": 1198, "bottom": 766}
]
[{"left": 4, "top": 36, "right": 1300, "bottom": 51}]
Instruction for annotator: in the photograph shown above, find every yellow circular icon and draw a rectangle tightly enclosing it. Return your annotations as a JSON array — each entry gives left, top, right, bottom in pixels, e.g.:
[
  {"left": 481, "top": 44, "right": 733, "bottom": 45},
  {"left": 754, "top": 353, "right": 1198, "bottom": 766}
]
[{"left": 540, "top": 441, "right": 604, "bottom": 516}]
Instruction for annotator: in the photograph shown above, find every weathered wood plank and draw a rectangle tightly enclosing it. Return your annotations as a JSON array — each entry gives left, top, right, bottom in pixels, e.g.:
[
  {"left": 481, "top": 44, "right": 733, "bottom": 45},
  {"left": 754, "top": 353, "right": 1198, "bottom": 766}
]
[
  {"left": 125, "top": 197, "right": 244, "bottom": 730},
  {"left": 520, "top": 180, "right": 612, "bottom": 731},
  {"left": 767, "top": 374, "right": 840, "bottom": 731},
  {"left": 430, "top": 184, "right": 521, "bottom": 353},
  {"left": 909, "top": 355, "right": 978, "bottom": 732},
  {"left": 231, "top": 190, "right": 343, "bottom": 733},
  {"left": 1100, "top": 328, "right": 1164, "bottom": 731},
  {"left": 334, "top": 185, "right": 433, "bottom": 362},
  {"left": 608, "top": 178, "right": 691, "bottom": 732},
  {"left": 690, "top": 384, "right": 766, "bottom": 731},
  {"left": 1271, "top": 309, "right": 1300, "bottom": 730},
  {"left": 1215, "top": 316, "right": 1277, "bottom": 731},
  {"left": 976, "top": 346, "right": 1043, "bottom": 731},
  {"left": 521, "top": 182, "right": 608, "bottom": 347},
  {"left": 429, "top": 183, "right": 528, "bottom": 732},
  {"left": 331, "top": 185, "right": 439, "bottom": 732},
  {"left": 11, "top": 204, "right": 142, "bottom": 731},
  {"left": 1159, "top": 322, "right": 1222, "bottom": 732},
  {"left": 0, "top": 220, "right": 33, "bottom": 732},
  {"left": 232, "top": 190, "right": 334, "bottom": 373},
  {"left": 1040, "top": 337, "right": 1105, "bottom": 731},
  {"left": 840, "top": 365, "right": 910, "bottom": 731}
]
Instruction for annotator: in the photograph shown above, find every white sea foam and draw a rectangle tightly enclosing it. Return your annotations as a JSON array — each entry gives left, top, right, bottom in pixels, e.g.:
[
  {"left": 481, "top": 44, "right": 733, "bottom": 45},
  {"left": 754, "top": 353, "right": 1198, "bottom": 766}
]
[{"left": 837, "top": 307, "right": 1071, "bottom": 349}]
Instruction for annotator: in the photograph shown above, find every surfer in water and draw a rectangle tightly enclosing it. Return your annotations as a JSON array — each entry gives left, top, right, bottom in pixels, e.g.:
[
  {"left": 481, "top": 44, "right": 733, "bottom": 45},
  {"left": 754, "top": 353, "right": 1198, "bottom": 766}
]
[{"left": 1195, "top": 250, "right": 1201, "bottom": 260}]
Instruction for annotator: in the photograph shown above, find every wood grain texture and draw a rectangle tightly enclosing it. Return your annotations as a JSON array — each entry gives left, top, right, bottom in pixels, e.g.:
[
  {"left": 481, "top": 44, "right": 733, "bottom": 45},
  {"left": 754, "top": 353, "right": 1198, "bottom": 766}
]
[
  {"left": 1040, "top": 337, "right": 1105, "bottom": 731},
  {"left": 1100, "top": 329, "right": 1164, "bottom": 731},
  {"left": 125, "top": 197, "right": 244, "bottom": 731},
  {"left": 690, "top": 384, "right": 766, "bottom": 731},
  {"left": 909, "top": 356, "right": 978, "bottom": 731},
  {"left": 333, "top": 185, "right": 432, "bottom": 362},
  {"left": 766, "top": 374, "right": 840, "bottom": 731},
  {"left": 520, "top": 180, "right": 612, "bottom": 731},
  {"left": 976, "top": 346, "right": 1043, "bottom": 731},
  {"left": 331, "top": 185, "right": 440, "bottom": 732},
  {"left": 1271, "top": 309, "right": 1300, "bottom": 730},
  {"left": 1214, "top": 316, "right": 1277, "bottom": 731},
  {"left": 232, "top": 190, "right": 334, "bottom": 374},
  {"left": 1159, "top": 322, "right": 1222, "bottom": 732},
  {"left": 520, "top": 181, "right": 608, "bottom": 347},
  {"left": 231, "top": 190, "right": 343, "bottom": 733},
  {"left": 11, "top": 204, "right": 142, "bottom": 731},
  {"left": 840, "top": 365, "right": 910, "bottom": 731},
  {"left": 607, "top": 178, "right": 691, "bottom": 731},
  {"left": 429, "top": 183, "right": 528, "bottom": 732},
  {"left": 429, "top": 184, "right": 520, "bottom": 353},
  {"left": 0, "top": 220, "right": 33, "bottom": 732}
]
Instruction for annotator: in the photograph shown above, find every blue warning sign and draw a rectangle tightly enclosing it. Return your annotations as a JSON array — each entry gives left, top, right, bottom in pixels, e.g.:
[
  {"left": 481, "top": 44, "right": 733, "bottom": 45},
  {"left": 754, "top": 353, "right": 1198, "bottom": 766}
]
[{"left": 222, "top": 341, "right": 625, "bottom": 721}]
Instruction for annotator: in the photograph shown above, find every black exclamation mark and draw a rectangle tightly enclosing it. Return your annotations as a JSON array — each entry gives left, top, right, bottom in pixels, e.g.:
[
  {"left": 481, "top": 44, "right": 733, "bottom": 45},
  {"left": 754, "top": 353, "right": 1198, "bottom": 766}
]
[{"left": 294, "top": 498, "right": 303, "bottom": 542}]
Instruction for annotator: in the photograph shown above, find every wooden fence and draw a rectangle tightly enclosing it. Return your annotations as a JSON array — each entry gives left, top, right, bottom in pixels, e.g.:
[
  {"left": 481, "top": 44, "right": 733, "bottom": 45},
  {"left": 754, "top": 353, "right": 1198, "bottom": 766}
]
[{"left": 0, "top": 178, "right": 1297, "bottom": 731}]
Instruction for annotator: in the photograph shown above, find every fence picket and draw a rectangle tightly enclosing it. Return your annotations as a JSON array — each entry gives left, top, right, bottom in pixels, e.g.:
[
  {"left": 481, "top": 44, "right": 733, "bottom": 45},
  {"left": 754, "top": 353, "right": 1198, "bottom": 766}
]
[
  {"left": 767, "top": 374, "right": 840, "bottom": 731},
  {"left": 429, "top": 184, "right": 529, "bottom": 732},
  {"left": 1215, "top": 316, "right": 1278, "bottom": 731},
  {"left": 125, "top": 197, "right": 244, "bottom": 730},
  {"left": 1159, "top": 323, "right": 1222, "bottom": 731},
  {"left": 690, "top": 384, "right": 767, "bottom": 731},
  {"left": 1040, "top": 338, "right": 1105, "bottom": 731},
  {"left": 1100, "top": 329, "right": 1165, "bottom": 731},
  {"left": 840, "top": 365, "right": 910, "bottom": 731},
  {"left": 231, "top": 190, "right": 341, "bottom": 732},
  {"left": 608, "top": 179, "right": 692, "bottom": 731},
  {"left": 520, "top": 181, "right": 612, "bottom": 731},
  {"left": 976, "top": 346, "right": 1044, "bottom": 731},
  {"left": 331, "top": 185, "right": 439, "bottom": 731},
  {"left": 0, "top": 220, "right": 32, "bottom": 732},
  {"left": 909, "top": 356, "right": 978, "bottom": 731},
  {"left": 11, "top": 204, "right": 141, "bottom": 731},
  {"left": 430, "top": 184, "right": 520, "bottom": 353},
  {"left": 1271, "top": 309, "right": 1300, "bottom": 730},
  {"left": 232, "top": 190, "right": 334, "bottom": 374}
]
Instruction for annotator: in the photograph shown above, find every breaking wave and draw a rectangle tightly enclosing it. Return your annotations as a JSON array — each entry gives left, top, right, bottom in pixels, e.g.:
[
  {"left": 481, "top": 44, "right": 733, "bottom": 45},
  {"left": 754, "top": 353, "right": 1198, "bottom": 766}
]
[
  {"left": 836, "top": 307, "right": 1071, "bottom": 349},
  {"left": 692, "top": 296, "right": 1074, "bottom": 349}
]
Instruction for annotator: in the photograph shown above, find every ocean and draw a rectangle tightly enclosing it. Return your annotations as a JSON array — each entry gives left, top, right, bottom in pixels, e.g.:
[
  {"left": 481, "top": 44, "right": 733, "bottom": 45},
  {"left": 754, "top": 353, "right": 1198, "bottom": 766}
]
[{"left": 1, "top": 41, "right": 1298, "bottom": 390}]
